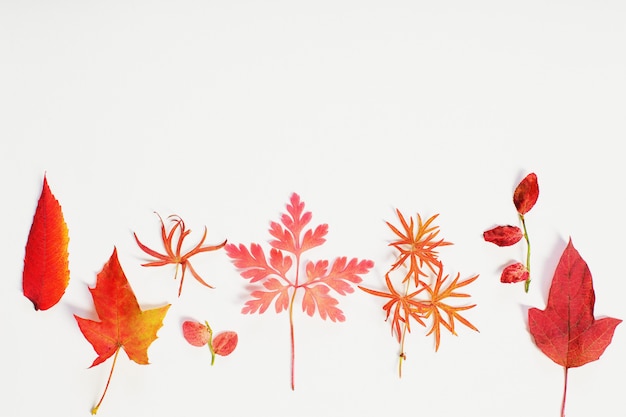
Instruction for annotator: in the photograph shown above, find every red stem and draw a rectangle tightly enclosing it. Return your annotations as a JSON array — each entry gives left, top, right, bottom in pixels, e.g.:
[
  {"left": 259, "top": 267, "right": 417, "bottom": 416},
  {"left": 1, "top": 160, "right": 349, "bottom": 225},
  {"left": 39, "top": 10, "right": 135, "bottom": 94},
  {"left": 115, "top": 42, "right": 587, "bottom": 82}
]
[
  {"left": 288, "top": 253, "right": 301, "bottom": 391},
  {"left": 561, "top": 367, "right": 568, "bottom": 417}
]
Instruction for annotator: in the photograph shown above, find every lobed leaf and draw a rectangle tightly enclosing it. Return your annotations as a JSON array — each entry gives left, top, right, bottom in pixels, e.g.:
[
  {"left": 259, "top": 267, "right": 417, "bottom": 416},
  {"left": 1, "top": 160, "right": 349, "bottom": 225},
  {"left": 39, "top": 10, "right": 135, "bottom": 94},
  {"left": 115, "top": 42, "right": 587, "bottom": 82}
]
[{"left": 528, "top": 239, "right": 621, "bottom": 368}]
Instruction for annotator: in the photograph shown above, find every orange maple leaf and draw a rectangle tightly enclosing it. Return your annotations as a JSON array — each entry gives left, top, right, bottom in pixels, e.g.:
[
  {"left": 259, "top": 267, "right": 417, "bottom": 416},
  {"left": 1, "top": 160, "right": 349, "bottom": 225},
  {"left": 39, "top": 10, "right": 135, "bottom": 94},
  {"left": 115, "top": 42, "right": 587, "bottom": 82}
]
[
  {"left": 134, "top": 213, "right": 226, "bottom": 297},
  {"left": 75, "top": 248, "right": 171, "bottom": 414}
]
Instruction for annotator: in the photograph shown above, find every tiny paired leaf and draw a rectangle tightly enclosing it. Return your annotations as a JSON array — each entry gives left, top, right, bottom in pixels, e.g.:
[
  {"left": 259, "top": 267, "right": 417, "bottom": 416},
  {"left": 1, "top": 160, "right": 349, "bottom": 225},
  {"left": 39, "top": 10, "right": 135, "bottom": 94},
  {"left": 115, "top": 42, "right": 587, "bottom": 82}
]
[
  {"left": 23, "top": 175, "right": 70, "bottom": 310},
  {"left": 513, "top": 172, "right": 539, "bottom": 215},
  {"left": 528, "top": 239, "right": 621, "bottom": 368},
  {"left": 483, "top": 225, "right": 523, "bottom": 247},
  {"left": 182, "top": 320, "right": 238, "bottom": 365},
  {"left": 500, "top": 262, "right": 528, "bottom": 283}
]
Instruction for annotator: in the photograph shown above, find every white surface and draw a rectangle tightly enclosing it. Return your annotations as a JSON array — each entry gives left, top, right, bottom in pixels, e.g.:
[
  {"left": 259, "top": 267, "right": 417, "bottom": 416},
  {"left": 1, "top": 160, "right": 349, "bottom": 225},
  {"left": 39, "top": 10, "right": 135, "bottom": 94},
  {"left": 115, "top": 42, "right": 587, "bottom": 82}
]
[{"left": 1, "top": 2, "right": 625, "bottom": 416}]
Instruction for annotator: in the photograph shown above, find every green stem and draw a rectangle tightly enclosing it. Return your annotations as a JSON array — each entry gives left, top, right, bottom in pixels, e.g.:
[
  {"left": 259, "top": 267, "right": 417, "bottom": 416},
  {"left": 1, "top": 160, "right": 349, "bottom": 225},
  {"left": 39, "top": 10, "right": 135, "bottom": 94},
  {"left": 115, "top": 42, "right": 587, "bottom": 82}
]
[
  {"left": 205, "top": 321, "right": 216, "bottom": 365},
  {"left": 520, "top": 214, "right": 532, "bottom": 292},
  {"left": 91, "top": 347, "right": 120, "bottom": 415}
]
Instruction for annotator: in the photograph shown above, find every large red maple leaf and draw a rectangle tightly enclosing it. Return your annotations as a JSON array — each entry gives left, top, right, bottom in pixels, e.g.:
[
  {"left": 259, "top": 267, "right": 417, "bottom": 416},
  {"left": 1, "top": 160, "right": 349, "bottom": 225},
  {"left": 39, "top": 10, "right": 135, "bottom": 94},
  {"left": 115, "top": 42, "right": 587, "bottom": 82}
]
[{"left": 528, "top": 239, "right": 621, "bottom": 417}]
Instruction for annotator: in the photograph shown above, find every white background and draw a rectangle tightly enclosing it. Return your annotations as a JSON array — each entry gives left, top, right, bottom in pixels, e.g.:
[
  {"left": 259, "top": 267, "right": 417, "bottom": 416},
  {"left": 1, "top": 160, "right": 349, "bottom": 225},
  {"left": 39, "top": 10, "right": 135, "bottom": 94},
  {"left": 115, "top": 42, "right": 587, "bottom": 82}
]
[{"left": 1, "top": 1, "right": 625, "bottom": 416}]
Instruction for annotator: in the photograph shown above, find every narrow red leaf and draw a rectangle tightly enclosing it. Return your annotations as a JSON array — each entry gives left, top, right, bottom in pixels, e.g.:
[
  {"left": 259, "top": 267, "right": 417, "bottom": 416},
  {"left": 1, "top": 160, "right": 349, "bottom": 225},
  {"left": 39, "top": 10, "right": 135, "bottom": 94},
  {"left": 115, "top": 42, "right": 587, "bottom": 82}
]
[
  {"left": 483, "top": 225, "right": 523, "bottom": 247},
  {"left": 23, "top": 174, "right": 70, "bottom": 310},
  {"left": 513, "top": 172, "right": 539, "bottom": 215},
  {"left": 500, "top": 262, "right": 528, "bottom": 283}
]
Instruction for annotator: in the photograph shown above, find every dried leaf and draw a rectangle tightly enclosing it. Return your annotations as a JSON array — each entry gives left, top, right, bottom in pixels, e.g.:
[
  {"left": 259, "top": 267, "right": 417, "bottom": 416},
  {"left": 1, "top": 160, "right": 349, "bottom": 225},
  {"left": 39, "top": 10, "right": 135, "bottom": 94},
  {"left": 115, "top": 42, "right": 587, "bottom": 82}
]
[
  {"left": 483, "top": 225, "right": 523, "bottom": 247},
  {"left": 528, "top": 239, "right": 621, "bottom": 416},
  {"left": 226, "top": 193, "right": 373, "bottom": 389},
  {"left": 513, "top": 172, "right": 539, "bottom": 215},
  {"left": 23, "top": 174, "right": 70, "bottom": 310},
  {"left": 213, "top": 332, "right": 238, "bottom": 356},
  {"left": 75, "top": 248, "right": 170, "bottom": 414},
  {"left": 134, "top": 213, "right": 226, "bottom": 297},
  {"left": 360, "top": 210, "right": 477, "bottom": 376},
  {"left": 500, "top": 262, "right": 528, "bottom": 283},
  {"left": 182, "top": 320, "right": 238, "bottom": 365}
]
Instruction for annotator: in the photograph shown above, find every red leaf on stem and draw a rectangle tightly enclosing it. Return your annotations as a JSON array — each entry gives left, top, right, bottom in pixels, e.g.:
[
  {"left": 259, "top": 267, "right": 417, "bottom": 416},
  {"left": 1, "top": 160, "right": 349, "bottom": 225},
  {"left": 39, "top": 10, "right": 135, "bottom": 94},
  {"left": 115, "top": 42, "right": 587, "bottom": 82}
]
[
  {"left": 483, "top": 225, "right": 523, "bottom": 247},
  {"left": 500, "top": 262, "right": 528, "bottom": 283},
  {"left": 513, "top": 173, "right": 539, "bottom": 215}
]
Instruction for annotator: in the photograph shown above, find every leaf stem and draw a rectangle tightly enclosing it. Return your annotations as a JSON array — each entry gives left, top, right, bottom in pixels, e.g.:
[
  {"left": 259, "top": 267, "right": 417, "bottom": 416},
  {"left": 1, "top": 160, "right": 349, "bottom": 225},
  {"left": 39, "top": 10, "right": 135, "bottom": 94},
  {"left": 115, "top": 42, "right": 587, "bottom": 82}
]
[
  {"left": 288, "top": 253, "right": 301, "bottom": 391},
  {"left": 398, "top": 277, "right": 412, "bottom": 378},
  {"left": 91, "top": 347, "right": 120, "bottom": 415},
  {"left": 205, "top": 321, "right": 216, "bottom": 365},
  {"left": 561, "top": 367, "right": 568, "bottom": 417},
  {"left": 520, "top": 214, "right": 532, "bottom": 292}
]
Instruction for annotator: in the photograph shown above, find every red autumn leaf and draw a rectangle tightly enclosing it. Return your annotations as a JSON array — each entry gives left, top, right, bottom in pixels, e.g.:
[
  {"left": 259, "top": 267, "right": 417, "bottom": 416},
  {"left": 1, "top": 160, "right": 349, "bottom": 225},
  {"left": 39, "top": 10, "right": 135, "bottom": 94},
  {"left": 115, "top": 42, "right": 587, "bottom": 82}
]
[
  {"left": 513, "top": 172, "right": 539, "bottom": 215},
  {"left": 528, "top": 239, "right": 621, "bottom": 416},
  {"left": 500, "top": 262, "right": 528, "bottom": 283},
  {"left": 213, "top": 331, "right": 238, "bottom": 356},
  {"left": 226, "top": 193, "right": 373, "bottom": 390},
  {"left": 484, "top": 172, "right": 537, "bottom": 291},
  {"left": 483, "top": 225, "right": 523, "bottom": 247},
  {"left": 75, "top": 248, "right": 171, "bottom": 414},
  {"left": 23, "top": 174, "right": 70, "bottom": 310}
]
